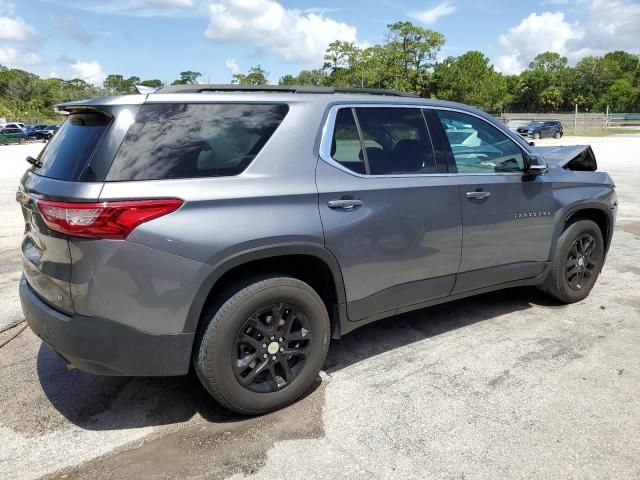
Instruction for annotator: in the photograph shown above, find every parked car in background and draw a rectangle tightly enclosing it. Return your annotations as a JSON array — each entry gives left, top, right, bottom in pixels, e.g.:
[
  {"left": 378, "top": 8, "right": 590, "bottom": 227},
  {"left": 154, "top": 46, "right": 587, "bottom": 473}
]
[
  {"left": 506, "top": 120, "right": 528, "bottom": 132},
  {"left": 0, "top": 122, "right": 26, "bottom": 130},
  {"left": 35, "top": 125, "right": 59, "bottom": 141},
  {"left": 18, "top": 86, "right": 615, "bottom": 415},
  {"left": 0, "top": 127, "right": 27, "bottom": 144},
  {"left": 517, "top": 120, "right": 563, "bottom": 139}
]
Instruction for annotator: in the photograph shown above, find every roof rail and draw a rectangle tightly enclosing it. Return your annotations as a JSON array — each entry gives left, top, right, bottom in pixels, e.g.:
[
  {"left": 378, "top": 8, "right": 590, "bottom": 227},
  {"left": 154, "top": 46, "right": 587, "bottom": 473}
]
[{"left": 155, "top": 84, "right": 418, "bottom": 97}]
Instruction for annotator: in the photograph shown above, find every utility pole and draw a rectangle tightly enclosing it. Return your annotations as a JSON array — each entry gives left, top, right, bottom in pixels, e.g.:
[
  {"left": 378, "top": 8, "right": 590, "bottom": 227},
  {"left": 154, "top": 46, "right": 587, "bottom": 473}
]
[{"left": 574, "top": 104, "right": 578, "bottom": 135}]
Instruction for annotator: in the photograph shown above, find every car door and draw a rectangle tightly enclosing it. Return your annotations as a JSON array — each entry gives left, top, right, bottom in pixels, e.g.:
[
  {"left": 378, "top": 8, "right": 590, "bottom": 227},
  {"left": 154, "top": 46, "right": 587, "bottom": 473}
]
[
  {"left": 316, "top": 105, "right": 462, "bottom": 322},
  {"left": 426, "top": 108, "right": 555, "bottom": 294}
]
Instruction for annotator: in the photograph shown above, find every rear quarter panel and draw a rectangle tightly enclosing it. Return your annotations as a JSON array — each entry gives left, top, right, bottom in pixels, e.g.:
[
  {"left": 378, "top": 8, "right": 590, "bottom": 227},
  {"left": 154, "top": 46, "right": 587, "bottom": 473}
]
[{"left": 77, "top": 100, "right": 326, "bottom": 335}]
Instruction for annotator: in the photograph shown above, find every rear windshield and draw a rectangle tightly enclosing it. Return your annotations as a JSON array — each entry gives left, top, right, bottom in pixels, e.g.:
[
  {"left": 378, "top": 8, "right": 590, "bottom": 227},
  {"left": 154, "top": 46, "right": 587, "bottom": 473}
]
[
  {"left": 35, "top": 113, "right": 111, "bottom": 181},
  {"left": 106, "top": 103, "right": 289, "bottom": 181}
]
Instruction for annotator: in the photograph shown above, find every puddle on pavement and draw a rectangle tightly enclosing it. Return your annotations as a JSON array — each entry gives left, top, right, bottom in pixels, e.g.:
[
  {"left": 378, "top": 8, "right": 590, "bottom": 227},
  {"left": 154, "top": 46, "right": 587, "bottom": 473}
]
[{"left": 52, "top": 378, "right": 326, "bottom": 480}]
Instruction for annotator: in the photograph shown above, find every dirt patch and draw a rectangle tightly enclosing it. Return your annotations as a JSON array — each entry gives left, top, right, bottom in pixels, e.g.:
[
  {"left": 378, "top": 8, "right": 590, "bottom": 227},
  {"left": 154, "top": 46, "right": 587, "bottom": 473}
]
[{"left": 49, "top": 378, "right": 327, "bottom": 480}]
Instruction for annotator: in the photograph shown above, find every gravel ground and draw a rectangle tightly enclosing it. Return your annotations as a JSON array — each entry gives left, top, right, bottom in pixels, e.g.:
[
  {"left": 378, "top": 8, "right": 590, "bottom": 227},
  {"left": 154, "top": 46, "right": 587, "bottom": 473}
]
[{"left": 0, "top": 136, "right": 639, "bottom": 479}]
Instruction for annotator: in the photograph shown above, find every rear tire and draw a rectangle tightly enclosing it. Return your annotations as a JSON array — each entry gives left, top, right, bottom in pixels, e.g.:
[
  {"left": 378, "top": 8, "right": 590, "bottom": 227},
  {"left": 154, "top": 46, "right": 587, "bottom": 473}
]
[
  {"left": 194, "top": 275, "right": 330, "bottom": 415},
  {"left": 540, "top": 220, "right": 604, "bottom": 303}
]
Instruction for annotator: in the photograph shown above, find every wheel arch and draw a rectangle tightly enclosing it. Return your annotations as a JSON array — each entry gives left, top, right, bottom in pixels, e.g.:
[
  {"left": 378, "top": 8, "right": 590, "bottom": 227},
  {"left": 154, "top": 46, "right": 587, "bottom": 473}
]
[
  {"left": 562, "top": 207, "right": 612, "bottom": 252},
  {"left": 184, "top": 243, "right": 348, "bottom": 339}
]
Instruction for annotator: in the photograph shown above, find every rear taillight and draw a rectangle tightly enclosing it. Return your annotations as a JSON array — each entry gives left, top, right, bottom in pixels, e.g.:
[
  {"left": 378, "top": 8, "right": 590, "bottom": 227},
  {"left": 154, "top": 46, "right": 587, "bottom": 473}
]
[{"left": 36, "top": 199, "right": 183, "bottom": 239}]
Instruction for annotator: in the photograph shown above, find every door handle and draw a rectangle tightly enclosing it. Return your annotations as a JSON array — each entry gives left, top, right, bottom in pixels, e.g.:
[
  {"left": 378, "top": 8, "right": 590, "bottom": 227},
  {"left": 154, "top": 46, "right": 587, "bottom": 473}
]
[
  {"left": 465, "top": 191, "right": 491, "bottom": 200},
  {"left": 328, "top": 199, "right": 363, "bottom": 210}
]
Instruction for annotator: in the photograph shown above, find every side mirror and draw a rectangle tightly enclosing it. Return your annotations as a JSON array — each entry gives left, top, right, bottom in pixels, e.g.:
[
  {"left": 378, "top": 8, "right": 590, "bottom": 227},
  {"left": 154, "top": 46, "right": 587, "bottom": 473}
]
[{"left": 525, "top": 154, "right": 547, "bottom": 175}]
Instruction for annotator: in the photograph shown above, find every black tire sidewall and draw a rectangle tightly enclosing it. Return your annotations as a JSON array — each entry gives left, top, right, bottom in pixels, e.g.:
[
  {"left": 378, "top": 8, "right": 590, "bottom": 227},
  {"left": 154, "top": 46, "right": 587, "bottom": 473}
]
[
  {"left": 552, "top": 220, "right": 604, "bottom": 302},
  {"left": 197, "top": 278, "right": 329, "bottom": 414}
]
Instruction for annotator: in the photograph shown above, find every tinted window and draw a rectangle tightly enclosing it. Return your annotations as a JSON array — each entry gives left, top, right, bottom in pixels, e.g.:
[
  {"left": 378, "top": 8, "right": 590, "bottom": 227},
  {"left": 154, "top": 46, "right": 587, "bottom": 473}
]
[
  {"left": 355, "top": 107, "right": 436, "bottom": 175},
  {"left": 34, "top": 113, "right": 111, "bottom": 180},
  {"left": 331, "top": 108, "right": 367, "bottom": 174},
  {"left": 107, "top": 103, "right": 288, "bottom": 181},
  {"left": 436, "top": 110, "right": 525, "bottom": 173}
]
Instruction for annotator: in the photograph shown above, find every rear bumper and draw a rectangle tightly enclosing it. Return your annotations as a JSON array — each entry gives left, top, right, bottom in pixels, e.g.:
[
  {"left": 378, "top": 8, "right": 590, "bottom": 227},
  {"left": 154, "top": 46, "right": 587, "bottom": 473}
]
[{"left": 20, "top": 276, "right": 194, "bottom": 376}]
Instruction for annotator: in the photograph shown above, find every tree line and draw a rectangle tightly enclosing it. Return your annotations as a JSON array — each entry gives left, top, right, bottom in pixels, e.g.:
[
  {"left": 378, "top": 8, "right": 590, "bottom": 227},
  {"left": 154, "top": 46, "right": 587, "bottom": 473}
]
[{"left": 1, "top": 21, "right": 639, "bottom": 122}]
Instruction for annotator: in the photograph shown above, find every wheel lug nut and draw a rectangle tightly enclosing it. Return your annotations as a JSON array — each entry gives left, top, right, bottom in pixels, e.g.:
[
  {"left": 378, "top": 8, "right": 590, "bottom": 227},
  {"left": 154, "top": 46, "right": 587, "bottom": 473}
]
[
  {"left": 272, "top": 355, "right": 277, "bottom": 361},
  {"left": 263, "top": 354, "right": 267, "bottom": 358},
  {"left": 270, "top": 336, "right": 275, "bottom": 340},
  {"left": 280, "top": 347, "right": 284, "bottom": 352},
  {"left": 279, "top": 337, "right": 283, "bottom": 342},
  {"left": 262, "top": 343, "right": 267, "bottom": 348}
]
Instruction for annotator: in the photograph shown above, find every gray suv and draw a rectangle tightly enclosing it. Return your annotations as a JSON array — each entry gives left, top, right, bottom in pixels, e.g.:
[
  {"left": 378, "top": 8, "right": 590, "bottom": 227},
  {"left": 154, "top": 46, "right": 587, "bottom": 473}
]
[{"left": 18, "top": 85, "right": 617, "bottom": 414}]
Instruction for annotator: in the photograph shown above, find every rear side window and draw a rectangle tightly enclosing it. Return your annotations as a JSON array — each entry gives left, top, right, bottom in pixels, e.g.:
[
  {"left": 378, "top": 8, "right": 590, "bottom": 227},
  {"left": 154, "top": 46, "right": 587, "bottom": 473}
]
[
  {"left": 331, "top": 108, "right": 367, "bottom": 174},
  {"left": 106, "top": 103, "right": 288, "bottom": 181},
  {"left": 329, "top": 107, "right": 436, "bottom": 175},
  {"left": 34, "top": 113, "right": 111, "bottom": 181}
]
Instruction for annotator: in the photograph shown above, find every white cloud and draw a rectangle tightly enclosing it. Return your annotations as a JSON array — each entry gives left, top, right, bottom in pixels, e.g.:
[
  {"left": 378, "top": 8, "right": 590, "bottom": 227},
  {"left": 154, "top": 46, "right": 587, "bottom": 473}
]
[
  {"left": 0, "top": 46, "right": 18, "bottom": 64},
  {"left": 496, "top": 1, "right": 640, "bottom": 69},
  {"left": 495, "top": 55, "right": 525, "bottom": 75},
  {"left": 141, "top": 0, "right": 192, "bottom": 6},
  {"left": 0, "top": 46, "right": 40, "bottom": 66},
  {"left": 225, "top": 58, "right": 240, "bottom": 75},
  {"left": 204, "top": 0, "right": 360, "bottom": 64},
  {"left": 49, "top": 13, "right": 94, "bottom": 44},
  {"left": 578, "top": 0, "right": 640, "bottom": 55},
  {"left": 70, "top": 60, "right": 106, "bottom": 85},
  {"left": 411, "top": 2, "right": 457, "bottom": 25},
  {"left": 40, "top": 0, "right": 195, "bottom": 17},
  {"left": 498, "top": 12, "right": 583, "bottom": 67},
  {"left": 0, "top": 15, "right": 36, "bottom": 41}
]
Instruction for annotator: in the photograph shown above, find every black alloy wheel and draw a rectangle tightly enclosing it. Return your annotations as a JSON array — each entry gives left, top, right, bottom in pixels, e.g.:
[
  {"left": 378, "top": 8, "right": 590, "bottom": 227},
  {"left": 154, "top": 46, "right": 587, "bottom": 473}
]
[
  {"left": 565, "top": 234, "right": 598, "bottom": 290},
  {"left": 232, "top": 302, "right": 312, "bottom": 393}
]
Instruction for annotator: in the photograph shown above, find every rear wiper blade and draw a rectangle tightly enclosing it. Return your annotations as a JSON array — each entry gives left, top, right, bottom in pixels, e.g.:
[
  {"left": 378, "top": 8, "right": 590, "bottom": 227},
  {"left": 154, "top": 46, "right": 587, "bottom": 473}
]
[{"left": 26, "top": 155, "right": 42, "bottom": 168}]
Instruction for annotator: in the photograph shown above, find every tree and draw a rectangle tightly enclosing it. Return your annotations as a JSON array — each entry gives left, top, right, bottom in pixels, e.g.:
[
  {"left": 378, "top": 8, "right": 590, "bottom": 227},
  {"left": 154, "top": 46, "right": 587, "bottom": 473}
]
[
  {"left": 528, "top": 52, "right": 568, "bottom": 73},
  {"left": 139, "top": 79, "right": 163, "bottom": 88},
  {"left": 432, "top": 51, "right": 507, "bottom": 110},
  {"left": 171, "top": 70, "right": 201, "bottom": 85},
  {"left": 384, "top": 21, "right": 445, "bottom": 96},
  {"left": 279, "top": 69, "right": 327, "bottom": 86},
  {"left": 596, "top": 79, "right": 639, "bottom": 112},
  {"left": 232, "top": 65, "right": 269, "bottom": 85},
  {"left": 539, "top": 86, "right": 564, "bottom": 111},
  {"left": 103, "top": 74, "right": 141, "bottom": 95}
]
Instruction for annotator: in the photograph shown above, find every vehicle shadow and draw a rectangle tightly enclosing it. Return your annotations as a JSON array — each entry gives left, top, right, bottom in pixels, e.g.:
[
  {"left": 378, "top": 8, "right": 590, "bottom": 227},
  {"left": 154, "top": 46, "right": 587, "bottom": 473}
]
[{"left": 37, "top": 286, "right": 564, "bottom": 431}]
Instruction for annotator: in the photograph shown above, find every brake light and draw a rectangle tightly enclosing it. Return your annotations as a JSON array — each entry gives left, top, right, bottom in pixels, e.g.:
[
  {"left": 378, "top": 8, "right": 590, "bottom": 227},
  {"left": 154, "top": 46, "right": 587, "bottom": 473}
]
[{"left": 36, "top": 199, "right": 183, "bottom": 239}]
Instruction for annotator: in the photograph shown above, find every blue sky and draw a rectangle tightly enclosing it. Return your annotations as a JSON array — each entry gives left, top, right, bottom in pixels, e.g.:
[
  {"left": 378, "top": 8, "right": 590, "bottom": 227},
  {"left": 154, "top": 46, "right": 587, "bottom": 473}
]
[{"left": 0, "top": 0, "right": 638, "bottom": 85}]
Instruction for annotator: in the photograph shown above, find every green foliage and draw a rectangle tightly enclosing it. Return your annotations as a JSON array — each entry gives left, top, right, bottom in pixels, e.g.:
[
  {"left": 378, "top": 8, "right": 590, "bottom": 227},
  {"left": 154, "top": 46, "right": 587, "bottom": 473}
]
[
  {"left": 432, "top": 51, "right": 507, "bottom": 110},
  {"left": 0, "top": 21, "right": 639, "bottom": 123},
  {"left": 171, "top": 71, "right": 201, "bottom": 85},
  {"left": 232, "top": 65, "right": 269, "bottom": 85}
]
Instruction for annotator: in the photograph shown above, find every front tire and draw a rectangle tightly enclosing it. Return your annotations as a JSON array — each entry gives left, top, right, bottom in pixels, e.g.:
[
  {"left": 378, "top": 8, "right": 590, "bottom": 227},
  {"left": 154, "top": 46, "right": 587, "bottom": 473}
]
[
  {"left": 533, "top": 132, "right": 541, "bottom": 140},
  {"left": 540, "top": 220, "right": 604, "bottom": 303},
  {"left": 194, "top": 275, "right": 330, "bottom": 415},
  {"left": 553, "top": 131, "right": 561, "bottom": 139}
]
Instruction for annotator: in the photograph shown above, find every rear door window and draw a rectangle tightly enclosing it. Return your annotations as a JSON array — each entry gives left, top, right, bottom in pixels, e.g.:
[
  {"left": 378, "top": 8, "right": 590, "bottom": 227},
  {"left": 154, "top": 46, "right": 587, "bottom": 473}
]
[
  {"left": 106, "top": 103, "right": 288, "bottom": 181},
  {"left": 34, "top": 113, "right": 111, "bottom": 181},
  {"left": 354, "top": 107, "right": 436, "bottom": 175}
]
